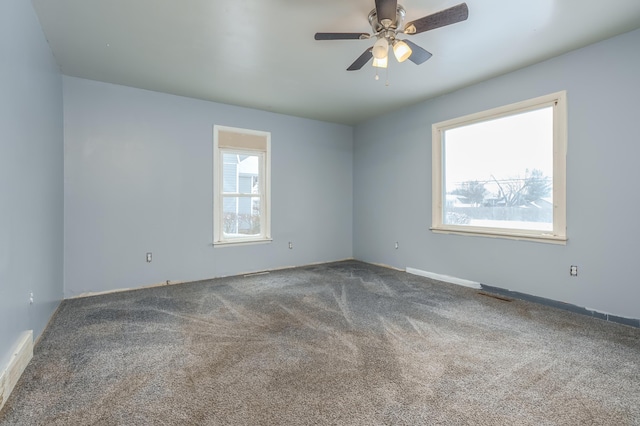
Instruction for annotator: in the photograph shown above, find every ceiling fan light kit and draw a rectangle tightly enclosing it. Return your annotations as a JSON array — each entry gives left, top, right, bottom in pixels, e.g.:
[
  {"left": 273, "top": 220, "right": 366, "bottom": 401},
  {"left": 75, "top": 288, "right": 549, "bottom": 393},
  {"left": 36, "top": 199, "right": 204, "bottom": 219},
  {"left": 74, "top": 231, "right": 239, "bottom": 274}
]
[{"left": 315, "top": 0, "right": 469, "bottom": 73}]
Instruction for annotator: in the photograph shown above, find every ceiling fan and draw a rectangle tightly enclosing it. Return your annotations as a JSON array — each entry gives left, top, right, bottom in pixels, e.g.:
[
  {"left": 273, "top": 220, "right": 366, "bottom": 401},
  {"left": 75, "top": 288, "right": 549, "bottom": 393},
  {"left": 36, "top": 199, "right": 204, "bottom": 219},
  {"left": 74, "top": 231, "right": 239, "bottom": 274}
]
[{"left": 315, "top": 0, "right": 469, "bottom": 71}]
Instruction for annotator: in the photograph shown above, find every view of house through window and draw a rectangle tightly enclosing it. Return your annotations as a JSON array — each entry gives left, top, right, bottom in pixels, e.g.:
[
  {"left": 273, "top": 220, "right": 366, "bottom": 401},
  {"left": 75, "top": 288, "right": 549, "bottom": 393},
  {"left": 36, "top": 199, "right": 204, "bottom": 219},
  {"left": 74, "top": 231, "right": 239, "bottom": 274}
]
[
  {"left": 222, "top": 152, "right": 262, "bottom": 237},
  {"left": 432, "top": 92, "right": 567, "bottom": 242},
  {"left": 214, "top": 126, "right": 271, "bottom": 245}
]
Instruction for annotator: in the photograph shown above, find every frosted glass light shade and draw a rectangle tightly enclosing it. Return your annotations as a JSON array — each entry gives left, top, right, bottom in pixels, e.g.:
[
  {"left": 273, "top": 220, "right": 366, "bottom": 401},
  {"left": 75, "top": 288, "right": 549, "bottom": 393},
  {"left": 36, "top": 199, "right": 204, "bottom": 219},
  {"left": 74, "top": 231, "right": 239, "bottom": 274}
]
[
  {"left": 372, "top": 56, "right": 388, "bottom": 68},
  {"left": 372, "top": 38, "right": 389, "bottom": 60},
  {"left": 393, "top": 40, "right": 412, "bottom": 62}
]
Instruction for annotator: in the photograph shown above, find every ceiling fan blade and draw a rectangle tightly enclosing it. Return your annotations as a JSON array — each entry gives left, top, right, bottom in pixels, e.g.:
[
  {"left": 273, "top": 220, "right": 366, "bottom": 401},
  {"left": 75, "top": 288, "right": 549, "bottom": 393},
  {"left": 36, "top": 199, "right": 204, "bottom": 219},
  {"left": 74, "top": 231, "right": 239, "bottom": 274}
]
[
  {"left": 403, "top": 39, "right": 432, "bottom": 65},
  {"left": 315, "top": 32, "right": 370, "bottom": 41},
  {"left": 404, "top": 3, "right": 468, "bottom": 35},
  {"left": 347, "top": 48, "right": 373, "bottom": 71},
  {"left": 375, "top": 0, "right": 398, "bottom": 26}
]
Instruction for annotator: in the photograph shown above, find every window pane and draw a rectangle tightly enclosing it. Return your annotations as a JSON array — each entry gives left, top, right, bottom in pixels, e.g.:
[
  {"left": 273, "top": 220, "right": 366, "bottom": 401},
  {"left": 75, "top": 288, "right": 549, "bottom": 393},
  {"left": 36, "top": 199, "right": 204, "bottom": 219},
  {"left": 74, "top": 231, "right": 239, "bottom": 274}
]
[
  {"left": 222, "top": 196, "right": 261, "bottom": 238},
  {"left": 443, "top": 107, "right": 553, "bottom": 232},
  {"left": 222, "top": 153, "right": 260, "bottom": 194}
]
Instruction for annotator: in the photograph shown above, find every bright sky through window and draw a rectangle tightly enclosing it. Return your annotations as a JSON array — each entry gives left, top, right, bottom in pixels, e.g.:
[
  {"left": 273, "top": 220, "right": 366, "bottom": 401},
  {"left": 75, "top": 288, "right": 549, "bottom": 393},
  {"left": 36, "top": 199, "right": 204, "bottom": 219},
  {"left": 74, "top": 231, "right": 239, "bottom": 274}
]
[{"left": 444, "top": 107, "right": 553, "bottom": 187}]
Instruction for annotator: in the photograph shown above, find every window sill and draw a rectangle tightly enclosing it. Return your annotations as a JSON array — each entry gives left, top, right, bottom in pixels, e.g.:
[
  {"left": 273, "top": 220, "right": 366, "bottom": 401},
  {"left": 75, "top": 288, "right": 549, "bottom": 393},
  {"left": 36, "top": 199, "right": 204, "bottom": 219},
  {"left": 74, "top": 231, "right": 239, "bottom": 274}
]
[
  {"left": 213, "top": 238, "right": 273, "bottom": 248},
  {"left": 430, "top": 227, "right": 567, "bottom": 245}
]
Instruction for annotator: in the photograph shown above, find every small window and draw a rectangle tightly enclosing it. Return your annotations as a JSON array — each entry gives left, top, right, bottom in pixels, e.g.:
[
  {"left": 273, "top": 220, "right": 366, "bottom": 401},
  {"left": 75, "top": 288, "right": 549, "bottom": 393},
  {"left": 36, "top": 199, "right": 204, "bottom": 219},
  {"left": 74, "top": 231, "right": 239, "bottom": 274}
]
[
  {"left": 431, "top": 91, "right": 567, "bottom": 243},
  {"left": 213, "top": 126, "right": 271, "bottom": 246}
]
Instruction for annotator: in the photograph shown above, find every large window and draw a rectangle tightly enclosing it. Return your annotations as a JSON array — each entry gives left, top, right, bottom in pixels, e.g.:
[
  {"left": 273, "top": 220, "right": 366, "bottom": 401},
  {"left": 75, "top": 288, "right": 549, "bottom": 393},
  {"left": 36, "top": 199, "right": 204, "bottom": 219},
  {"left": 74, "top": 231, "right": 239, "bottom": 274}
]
[
  {"left": 432, "top": 91, "right": 567, "bottom": 243},
  {"left": 213, "top": 126, "right": 271, "bottom": 245}
]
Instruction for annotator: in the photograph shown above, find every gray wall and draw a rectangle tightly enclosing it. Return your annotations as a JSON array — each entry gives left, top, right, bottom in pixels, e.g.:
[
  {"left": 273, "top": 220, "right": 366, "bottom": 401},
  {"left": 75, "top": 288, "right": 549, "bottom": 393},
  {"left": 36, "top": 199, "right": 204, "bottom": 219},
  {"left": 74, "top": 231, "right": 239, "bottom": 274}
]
[
  {"left": 63, "top": 77, "right": 353, "bottom": 297},
  {"left": 354, "top": 29, "right": 640, "bottom": 320},
  {"left": 0, "top": 0, "right": 63, "bottom": 367}
]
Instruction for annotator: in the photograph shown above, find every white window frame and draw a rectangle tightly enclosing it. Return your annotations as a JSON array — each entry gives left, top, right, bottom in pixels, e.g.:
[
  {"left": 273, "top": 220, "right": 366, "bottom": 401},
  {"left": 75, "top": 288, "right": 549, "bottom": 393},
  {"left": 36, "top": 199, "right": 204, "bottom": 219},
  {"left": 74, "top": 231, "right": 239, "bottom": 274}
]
[
  {"left": 431, "top": 91, "right": 567, "bottom": 244},
  {"left": 213, "top": 125, "right": 271, "bottom": 246}
]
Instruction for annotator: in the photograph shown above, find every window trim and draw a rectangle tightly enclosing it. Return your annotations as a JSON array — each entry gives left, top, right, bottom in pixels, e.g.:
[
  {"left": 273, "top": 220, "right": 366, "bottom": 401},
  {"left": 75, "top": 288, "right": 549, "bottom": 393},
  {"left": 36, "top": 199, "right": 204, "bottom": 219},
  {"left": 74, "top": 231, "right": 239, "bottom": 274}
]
[
  {"left": 213, "top": 125, "right": 271, "bottom": 246},
  {"left": 431, "top": 91, "right": 567, "bottom": 244}
]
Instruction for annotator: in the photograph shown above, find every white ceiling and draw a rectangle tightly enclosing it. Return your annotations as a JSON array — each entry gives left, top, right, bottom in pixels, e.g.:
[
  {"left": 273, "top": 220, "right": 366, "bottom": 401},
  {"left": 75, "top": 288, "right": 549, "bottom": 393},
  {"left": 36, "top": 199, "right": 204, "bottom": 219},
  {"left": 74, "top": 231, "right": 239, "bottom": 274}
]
[{"left": 32, "top": 0, "right": 640, "bottom": 125}]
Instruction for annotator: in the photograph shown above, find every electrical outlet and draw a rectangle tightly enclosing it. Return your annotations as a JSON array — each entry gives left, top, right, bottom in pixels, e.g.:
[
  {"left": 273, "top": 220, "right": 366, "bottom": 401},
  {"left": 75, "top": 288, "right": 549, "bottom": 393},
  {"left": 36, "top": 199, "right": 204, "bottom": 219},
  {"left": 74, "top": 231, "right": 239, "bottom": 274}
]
[
  {"left": 146, "top": 252, "right": 152, "bottom": 263},
  {"left": 395, "top": 242, "right": 399, "bottom": 249},
  {"left": 570, "top": 265, "right": 578, "bottom": 276},
  {"left": 288, "top": 242, "right": 293, "bottom": 249},
  {"left": 29, "top": 291, "right": 34, "bottom": 305}
]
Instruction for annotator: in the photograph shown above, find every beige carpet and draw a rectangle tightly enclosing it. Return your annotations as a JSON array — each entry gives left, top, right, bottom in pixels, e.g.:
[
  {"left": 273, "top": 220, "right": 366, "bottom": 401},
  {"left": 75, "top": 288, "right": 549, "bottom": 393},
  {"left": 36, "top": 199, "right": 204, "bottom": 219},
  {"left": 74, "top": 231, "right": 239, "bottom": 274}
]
[{"left": 1, "top": 260, "right": 639, "bottom": 425}]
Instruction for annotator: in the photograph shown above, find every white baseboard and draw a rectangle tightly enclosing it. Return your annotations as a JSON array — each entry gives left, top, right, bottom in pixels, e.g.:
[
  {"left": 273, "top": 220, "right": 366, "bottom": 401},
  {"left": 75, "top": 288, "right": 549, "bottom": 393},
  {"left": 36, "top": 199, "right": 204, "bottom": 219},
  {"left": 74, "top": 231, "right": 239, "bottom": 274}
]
[
  {"left": 67, "top": 258, "right": 358, "bottom": 300},
  {"left": 368, "top": 261, "right": 405, "bottom": 272},
  {"left": 0, "top": 331, "right": 33, "bottom": 412},
  {"left": 406, "top": 267, "right": 481, "bottom": 289}
]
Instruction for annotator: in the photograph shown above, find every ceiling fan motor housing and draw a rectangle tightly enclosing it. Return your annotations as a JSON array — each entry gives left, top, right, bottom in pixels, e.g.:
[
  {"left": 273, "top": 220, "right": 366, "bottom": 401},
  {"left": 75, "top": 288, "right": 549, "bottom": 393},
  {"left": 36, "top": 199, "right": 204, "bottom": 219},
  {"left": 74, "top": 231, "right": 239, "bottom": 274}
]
[{"left": 368, "top": 5, "right": 406, "bottom": 40}]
